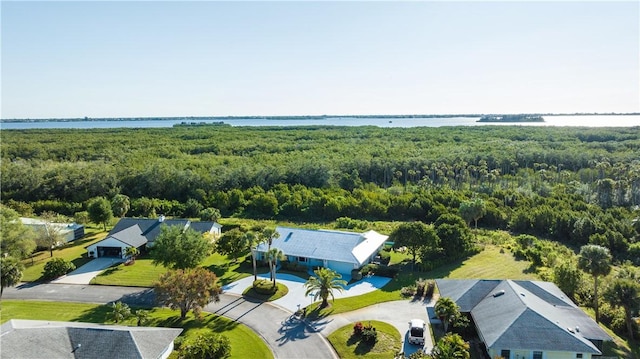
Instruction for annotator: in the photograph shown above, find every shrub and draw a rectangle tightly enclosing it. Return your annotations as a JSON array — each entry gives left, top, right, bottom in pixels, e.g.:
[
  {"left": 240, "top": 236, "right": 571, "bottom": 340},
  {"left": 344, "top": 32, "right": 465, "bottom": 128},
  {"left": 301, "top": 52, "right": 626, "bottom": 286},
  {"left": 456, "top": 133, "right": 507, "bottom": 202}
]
[
  {"left": 401, "top": 285, "right": 416, "bottom": 298},
  {"left": 353, "top": 321, "right": 364, "bottom": 335},
  {"left": 180, "top": 332, "right": 231, "bottom": 359},
  {"left": 252, "top": 279, "right": 277, "bottom": 294},
  {"left": 359, "top": 263, "right": 398, "bottom": 278},
  {"left": 425, "top": 280, "right": 436, "bottom": 298},
  {"left": 361, "top": 324, "right": 377, "bottom": 343},
  {"left": 42, "top": 258, "right": 75, "bottom": 280},
  {"left": 415, "top": 278, "right": 426, "bottom": 297}
]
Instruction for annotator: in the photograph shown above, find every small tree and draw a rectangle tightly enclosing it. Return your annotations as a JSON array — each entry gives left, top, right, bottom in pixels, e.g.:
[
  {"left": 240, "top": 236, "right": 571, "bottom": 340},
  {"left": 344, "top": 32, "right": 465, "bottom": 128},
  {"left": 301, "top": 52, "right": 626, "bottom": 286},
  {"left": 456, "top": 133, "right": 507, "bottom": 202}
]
[
  {"left": 604, "top": 278, "right": 640, "bottom": 339},
  {"left": 42, "top": 258, "right": 75, "bottom": 280},
  {"left": 155, "top": 268, "right": 221, "bottom": 319},
  {"left": 216, "top": 228, "right": 249, "bottom": 263},
  {"left": 389, "top": 222, "right": 438, "bottom": 270},
  {"left": 0, "top": 204, "right": 36, "bottom": 260},
  {"left": 304, "top": 267, "right": 347, "bottom": 308},
  {"left": 553, "top": 260, "right": 583, "bottom": 301},
  {"left": 431, "top": 333, "right": 470, "bottom": 359},
  {"left": 199, "top": 207, "right": 221, "bottom": 222},
  {"left": 87, "top": 197, "right": 114, "bottom": 231},
  {"left": 125, "top": 247, "right": 140, "bottom": 262},
  {"left": 1, "top": 256, "right": 24, "bottom": 298},
  {"left": 265, "top": 247, "right": 285, "bottom": 287},
  {"left": 37, "top": 212, "right": 64, "bottom": 257},
  {"left": 179, "top": 332, "right": 231, "bottom": 359},
  {"left": 150, "top": 225, "right": 213, "bottom": 269},
  {"left": 577, "top": 244, "right": 612, "bottom": 323},
  {"left": 135, "top": 309, "right": 150, "bottom": 326},
  {"left": 459, "top": 198, "right": 486, "bottom": 229},
  {"left": 111, "top": 301, "right": 131, "bottom": 323},
  {"left": 435, "top": 297, "right": 460, "bottom": 333},
  {"left": 111, "top": 194, "right": 131, "bottom": 218},
  {"left": 242, "top": 231, "right": 259, "bottom": 281}
]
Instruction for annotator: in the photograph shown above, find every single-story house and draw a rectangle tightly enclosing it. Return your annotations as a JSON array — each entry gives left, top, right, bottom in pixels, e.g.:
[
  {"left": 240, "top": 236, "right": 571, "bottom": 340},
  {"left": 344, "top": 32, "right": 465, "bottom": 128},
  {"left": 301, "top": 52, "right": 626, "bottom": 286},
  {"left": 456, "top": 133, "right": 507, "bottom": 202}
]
[
  {"left": 255, "top": 226, "right": 388, "bottom": 277},
  {"left": 0, "top": 319, "right": 182, "bottom": 359},
  {"left": 435, "top": 279, "right": 611, "bottom": 359},
  {"left": 86, "top": 216, "right": 221, "bottom": 259},
  {"left": 21, "top": 218, "right": 85, "bottom": 244}
]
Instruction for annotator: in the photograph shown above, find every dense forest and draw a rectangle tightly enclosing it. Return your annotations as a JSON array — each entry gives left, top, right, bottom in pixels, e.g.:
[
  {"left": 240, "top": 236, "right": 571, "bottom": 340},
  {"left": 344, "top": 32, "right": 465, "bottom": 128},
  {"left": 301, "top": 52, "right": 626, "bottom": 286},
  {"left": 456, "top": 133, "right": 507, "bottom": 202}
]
[{"left": 2, "top": 125, "right": 639, "bottom": 265}]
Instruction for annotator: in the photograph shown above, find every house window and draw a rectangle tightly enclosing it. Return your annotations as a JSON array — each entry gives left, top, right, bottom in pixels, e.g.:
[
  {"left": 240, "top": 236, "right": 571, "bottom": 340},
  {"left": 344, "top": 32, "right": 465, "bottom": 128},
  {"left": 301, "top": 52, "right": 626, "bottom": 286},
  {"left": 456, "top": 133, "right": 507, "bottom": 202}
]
[
  {"left": 500, "top": 350, "right": 510, "bottom": 359},
  {"left": 576, "top": 355, "right": 583, "bottom": 359},
  {"left": 297, "top": 257, "right": 307, "bottom": 262},
  {"left": 533, "top": 351, "right": 543, "bottom": 359}
]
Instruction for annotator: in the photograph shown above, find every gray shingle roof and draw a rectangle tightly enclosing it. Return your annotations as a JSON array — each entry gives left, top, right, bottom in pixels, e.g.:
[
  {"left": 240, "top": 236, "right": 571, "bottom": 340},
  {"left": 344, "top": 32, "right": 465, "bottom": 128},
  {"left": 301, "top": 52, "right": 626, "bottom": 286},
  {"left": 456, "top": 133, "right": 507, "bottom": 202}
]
[
  {"left": 255, "top": 227, "right": 387, "bottom": 266},
  {"left": 436, "top": 279, "right": 611, "bottom": 354},
  {"left": 100, "top": 217, "right": 219, "bottom": 247},
  {"left": 0, "top": 320, "right": 182, "bottom": 359}
]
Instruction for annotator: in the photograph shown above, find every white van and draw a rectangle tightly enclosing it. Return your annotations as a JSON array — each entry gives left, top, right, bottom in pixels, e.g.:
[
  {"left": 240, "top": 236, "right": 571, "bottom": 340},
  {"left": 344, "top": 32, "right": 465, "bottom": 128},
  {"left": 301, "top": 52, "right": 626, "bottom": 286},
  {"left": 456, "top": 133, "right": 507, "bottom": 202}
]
[{"left": 408, "top": 319, "right": 426, "bottom": 345}]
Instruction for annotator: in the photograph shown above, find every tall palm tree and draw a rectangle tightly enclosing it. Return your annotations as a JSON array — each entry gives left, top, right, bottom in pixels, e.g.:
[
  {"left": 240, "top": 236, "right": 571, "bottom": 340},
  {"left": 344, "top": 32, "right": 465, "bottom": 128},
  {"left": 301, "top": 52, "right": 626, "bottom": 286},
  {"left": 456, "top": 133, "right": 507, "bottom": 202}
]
[
  {"left": 265, "top": 248, "right": 284, "bottom": 287},
  {"left": 435, "top": 297, "right": 460, "bottom": 333},
  {"left": 241, "top": 231, "right": 259, "bottom": 281},
  {"left": 577, "top": 244, "right": 612, "bottom": 323},
  {"left": 260, "top": 228, "right": 280, "bottom": 280},
  {"left": 431, "top": 333, "right": 470, "bottom": 359},
  {"left": 304, "top": 268, "right": 347, "bottom": 308}
]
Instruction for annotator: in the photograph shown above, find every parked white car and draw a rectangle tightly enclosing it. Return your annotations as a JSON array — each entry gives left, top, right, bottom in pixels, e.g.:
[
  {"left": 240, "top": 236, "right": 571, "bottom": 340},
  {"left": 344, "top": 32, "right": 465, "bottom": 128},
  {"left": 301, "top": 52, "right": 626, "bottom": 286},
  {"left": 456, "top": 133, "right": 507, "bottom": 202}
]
[{"left": 408, "top": 319, "right": 426, "bottom": 345}]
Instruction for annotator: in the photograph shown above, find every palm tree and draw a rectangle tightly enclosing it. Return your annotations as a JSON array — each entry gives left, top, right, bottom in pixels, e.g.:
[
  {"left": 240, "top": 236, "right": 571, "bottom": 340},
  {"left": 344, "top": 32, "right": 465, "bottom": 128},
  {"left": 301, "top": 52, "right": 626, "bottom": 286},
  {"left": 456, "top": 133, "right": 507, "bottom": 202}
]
[
  {"left": 431, "top": 333, "right": 470, "bottom": 359},
  {"left": 1, "top": 256, "right": 24, "bottom": 298},
  {"left": 241, "top": 231, "right": 259, "bottom": 281},
  {"left": 435, "top": 297, "right": 460, "bottom": 333},
  {"left": 111, "top": 301, "right": 131, "bottom": 323},
  {"left": 260, "top": 228, "right": 280, "bottom": 281},
  {"left": 135, "top": 309, "right": 150, "bottom": 326},
  {"left": 577, "top": 244, "right": 612, "bottom": 323},
  {"left": 304, "top": 268, "right": 347, "bottom": 308},
  {"left": 125, "top": 246, "right": 140, "bottom": 262},
  {"left": 605, "top": 278, "right": 640, "bottom": 339},
  {"left": 265, "top": 248, "right": 285, "bottom": 287}
]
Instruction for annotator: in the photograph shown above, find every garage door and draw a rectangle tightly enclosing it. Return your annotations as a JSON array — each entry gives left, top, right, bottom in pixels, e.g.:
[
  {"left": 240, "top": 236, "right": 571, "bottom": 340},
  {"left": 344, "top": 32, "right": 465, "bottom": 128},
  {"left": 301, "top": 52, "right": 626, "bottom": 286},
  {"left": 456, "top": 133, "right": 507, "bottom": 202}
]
[{"left": 97, "top": 246, "right": 122, "bottom": 257}]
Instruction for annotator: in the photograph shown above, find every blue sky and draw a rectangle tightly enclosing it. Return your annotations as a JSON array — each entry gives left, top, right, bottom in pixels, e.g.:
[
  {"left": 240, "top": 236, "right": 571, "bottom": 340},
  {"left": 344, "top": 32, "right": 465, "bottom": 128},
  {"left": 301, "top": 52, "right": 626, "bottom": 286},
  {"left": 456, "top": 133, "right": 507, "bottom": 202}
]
[{"left": 1, "top": 1, "right": 638, "bottom": 118}]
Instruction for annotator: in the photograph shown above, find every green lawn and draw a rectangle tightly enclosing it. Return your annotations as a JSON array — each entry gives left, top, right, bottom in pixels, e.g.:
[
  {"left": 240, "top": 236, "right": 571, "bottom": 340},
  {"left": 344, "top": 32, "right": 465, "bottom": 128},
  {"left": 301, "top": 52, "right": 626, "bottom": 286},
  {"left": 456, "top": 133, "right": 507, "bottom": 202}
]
[
  {"left": 0, "top": 300, "right": 273, "bottom": 359},
  {"left": 327, "top": 320, "right": 401, "bottom": 359},
  {"left": 92, "top": 252, "right": 253, "bottom": 287},
  {"left": 307, "top": 245, "right": 538, "bottom": 318},
  {"left": 21, "top": 228, "right": 107, "bottom": 282}
]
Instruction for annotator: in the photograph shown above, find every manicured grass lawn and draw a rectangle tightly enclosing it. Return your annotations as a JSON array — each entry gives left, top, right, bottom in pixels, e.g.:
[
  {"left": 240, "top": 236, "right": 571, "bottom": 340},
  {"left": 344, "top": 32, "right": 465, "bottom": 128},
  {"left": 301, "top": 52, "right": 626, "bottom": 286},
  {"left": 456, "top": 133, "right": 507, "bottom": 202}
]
[
  {"left": 92, "top": 252, "right": 253, "bottom": 287},
  {"left": 21, "top": 228, "right": 107, "bottom": 282},
  {"left": 327, "top": 320, "right": 401, "bottom": 359},
  {"left": 242, "top": 281, "right": 289, "bottom": 301},
  {"left": 307, "top": 245, "right": 537, "bottom": 318},
  {"left": 0, "top": 300, "right": 273, "bottom": 359}
]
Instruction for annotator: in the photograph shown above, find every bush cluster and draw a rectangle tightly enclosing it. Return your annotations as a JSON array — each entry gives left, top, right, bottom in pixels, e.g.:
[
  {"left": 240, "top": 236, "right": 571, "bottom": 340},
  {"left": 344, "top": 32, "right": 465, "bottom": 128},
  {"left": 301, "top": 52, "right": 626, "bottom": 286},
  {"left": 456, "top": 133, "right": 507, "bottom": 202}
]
[
  {"left": 353, "top": 322, "right": 377, "bottom": 344},
  {"left": 42, "top": 258, "right": 75, "bottom": 280},
  {"left": 360, "top": 263, "right": 398, "bottom": 278},
  {"left": 252, "top": 279, "right": 277, "bottom": 295}
]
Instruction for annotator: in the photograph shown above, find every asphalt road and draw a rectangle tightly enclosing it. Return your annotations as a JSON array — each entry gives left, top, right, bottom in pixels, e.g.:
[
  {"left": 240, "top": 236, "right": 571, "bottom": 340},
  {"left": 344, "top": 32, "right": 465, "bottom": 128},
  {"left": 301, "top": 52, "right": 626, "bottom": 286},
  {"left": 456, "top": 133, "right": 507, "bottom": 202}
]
[{"left": 2, "top": 283, "right": 337, "bottom": 359}]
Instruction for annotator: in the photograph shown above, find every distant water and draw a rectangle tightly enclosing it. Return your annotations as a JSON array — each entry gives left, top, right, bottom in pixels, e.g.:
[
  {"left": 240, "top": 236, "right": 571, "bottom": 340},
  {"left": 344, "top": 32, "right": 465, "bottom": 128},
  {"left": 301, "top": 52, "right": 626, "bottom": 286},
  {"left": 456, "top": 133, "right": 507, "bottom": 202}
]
[{"left": 1, "top": 115, "right": 638, "bottom": 129}]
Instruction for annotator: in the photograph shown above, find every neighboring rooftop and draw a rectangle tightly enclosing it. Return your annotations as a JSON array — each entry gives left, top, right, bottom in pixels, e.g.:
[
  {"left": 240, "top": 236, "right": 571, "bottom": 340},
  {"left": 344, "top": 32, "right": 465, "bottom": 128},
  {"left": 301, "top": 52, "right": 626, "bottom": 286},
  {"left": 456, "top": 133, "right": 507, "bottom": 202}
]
[
  {"left": 436, "top": 279, "right": 611, "bottom": 354},
  {"left": 0, "top": 319, "right": 182, "bottom": 359},
  {"left": 107, "top": 217, "right": 220, "bottom": 245}
]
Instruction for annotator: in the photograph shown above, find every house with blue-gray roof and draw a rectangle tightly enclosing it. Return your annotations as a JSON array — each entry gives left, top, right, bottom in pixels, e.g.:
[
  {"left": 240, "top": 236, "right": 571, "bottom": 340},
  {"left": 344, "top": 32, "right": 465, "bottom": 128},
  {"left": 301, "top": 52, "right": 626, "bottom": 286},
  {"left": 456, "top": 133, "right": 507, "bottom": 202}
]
[
  {"left": 255, "top": 226, "right": 388, "bottom": 277},
  {"left": 86, "top": 216, "right": 221, "bottom": 259},
  {"left": 436, "top": 279, "right": 611, "bottom": 359}
]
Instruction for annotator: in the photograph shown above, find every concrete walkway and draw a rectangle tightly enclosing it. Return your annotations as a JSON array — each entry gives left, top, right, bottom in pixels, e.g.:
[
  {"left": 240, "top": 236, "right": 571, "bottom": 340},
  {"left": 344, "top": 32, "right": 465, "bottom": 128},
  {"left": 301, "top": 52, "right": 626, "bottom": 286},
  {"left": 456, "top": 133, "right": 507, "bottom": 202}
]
[
  {"left": 51, "top": 257, "right": 123, "bottom": 284},
  {"left": 222, "top": 272, "right": 391, "bottom": 312}
]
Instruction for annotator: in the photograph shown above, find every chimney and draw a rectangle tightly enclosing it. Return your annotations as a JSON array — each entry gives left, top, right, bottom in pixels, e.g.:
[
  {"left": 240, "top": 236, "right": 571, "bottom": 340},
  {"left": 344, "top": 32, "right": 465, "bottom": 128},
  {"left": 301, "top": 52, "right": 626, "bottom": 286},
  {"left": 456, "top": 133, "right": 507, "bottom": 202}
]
[{"left": 158, "top": 215, "right": 165, "bottom": 223}]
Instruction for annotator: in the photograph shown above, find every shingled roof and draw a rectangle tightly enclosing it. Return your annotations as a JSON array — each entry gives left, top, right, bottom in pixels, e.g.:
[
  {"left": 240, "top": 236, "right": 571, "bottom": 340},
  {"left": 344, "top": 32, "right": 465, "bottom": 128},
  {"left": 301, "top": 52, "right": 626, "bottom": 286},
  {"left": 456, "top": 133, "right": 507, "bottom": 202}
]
[
  {"left": 104, "top": 217, "right": 219, "bottom": 246},
  {"left": 0, "top": 320, "right": 182, "bottom": 359},
  {"left": 436, "top": 279, "right": 611, "bottom": 355}
]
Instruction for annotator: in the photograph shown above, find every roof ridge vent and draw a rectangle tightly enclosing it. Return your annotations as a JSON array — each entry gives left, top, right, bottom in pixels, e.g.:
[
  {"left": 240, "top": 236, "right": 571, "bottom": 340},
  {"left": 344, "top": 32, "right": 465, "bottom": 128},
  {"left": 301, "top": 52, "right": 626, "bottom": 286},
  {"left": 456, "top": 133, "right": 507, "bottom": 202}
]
[{"left": 492, "top": 289, "right": 505, "bottom": 297}]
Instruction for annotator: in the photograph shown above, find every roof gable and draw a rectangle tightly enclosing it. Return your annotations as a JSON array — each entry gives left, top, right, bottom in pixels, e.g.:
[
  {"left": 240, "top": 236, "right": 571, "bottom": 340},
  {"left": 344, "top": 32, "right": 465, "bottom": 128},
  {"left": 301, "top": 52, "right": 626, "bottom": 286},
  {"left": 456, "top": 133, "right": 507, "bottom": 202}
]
[{"left": 108, "top": 218, "right": 219, "bottom": 244}]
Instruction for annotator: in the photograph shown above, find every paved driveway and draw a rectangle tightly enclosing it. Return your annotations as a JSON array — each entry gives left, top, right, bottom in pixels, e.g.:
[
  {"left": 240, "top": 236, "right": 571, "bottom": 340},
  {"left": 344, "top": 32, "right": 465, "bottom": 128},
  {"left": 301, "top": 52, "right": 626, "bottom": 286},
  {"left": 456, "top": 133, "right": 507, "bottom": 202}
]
[
  {"left": 223, "top": 272, "right": 390, "bottom": 312},
  {"left": 51, "top": 257, "right": 123, "bottom": 284}
]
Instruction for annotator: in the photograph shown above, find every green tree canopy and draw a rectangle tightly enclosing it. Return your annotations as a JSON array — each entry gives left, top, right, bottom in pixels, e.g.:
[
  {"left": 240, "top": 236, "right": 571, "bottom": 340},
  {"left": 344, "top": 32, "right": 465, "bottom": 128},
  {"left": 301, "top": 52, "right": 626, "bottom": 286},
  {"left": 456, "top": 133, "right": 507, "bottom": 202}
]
[
  {"left": 459, "top": 197, "right": 486, "bottom": 229},
  {"left": 150, "top": 225, "right": 213, "bottom": 269},
  {"left": 431, "top": 333, "right": 470, "bottom": 359},
  {"left": 604, "top": 278, "right": 640, "bottom": 339},
  {"left": 0, "top": 205, "right": 36, "bottom": 259},
  {"left": 111, "top": 194, "right": 130, "bottom": 218},
  {"left": 435, "top": 214, "right": 473, "bottom": 260},
  {"left": 87, "top": 197, "right": 114, "bottom": 231},
  {"left": 216, "top": 228, "right": 249, "bottom": 263},
  {"left": 1, "top": 256, "right": 24, "bottom": 298},
  {"left": 577, "top": 244, "right": 612, "bottom": 323},
  {"left": 389, "top": 221, "right": 438, "bottom": 269},
  {"left": 552, "top": 260, "right": 583, "bottom": 301},
  {"left": 155, "top": 268, "right": 221, "bottom": 319},
  {"left": 435, "top": 296, "right": 461, "bottom": 333},
  {"left": 304, "top": 267, "right": 347, "bottom": 308},
  {"left": 110, "top": 301, "right": 131, "bottom": 323}
]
